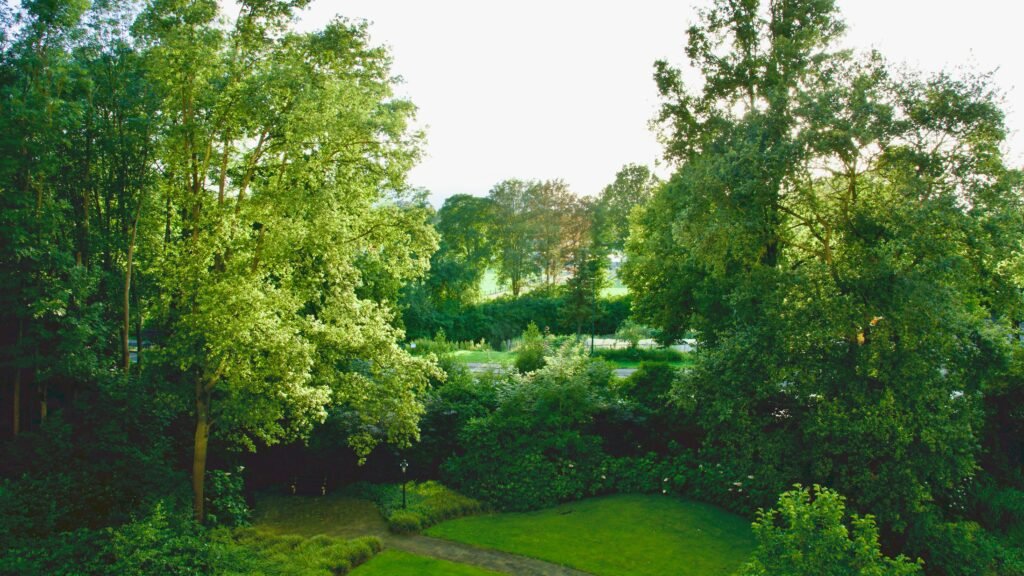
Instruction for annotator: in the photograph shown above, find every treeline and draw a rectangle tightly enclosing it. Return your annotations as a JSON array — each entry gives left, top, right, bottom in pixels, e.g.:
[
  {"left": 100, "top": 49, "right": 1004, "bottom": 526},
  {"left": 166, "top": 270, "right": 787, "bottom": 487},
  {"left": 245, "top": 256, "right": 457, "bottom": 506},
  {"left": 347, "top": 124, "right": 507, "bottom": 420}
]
[
  {"left": 0, "top": 0, "right": 437, "bottom": 572},
  {"left": 401, "top": 166, "right": 659, "bottom": 341}
]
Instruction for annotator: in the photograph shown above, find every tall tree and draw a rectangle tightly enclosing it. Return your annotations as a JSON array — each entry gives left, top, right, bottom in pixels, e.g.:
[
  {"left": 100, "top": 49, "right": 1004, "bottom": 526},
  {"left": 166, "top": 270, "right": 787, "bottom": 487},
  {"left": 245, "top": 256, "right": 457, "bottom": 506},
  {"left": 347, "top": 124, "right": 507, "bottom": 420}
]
[
  {"left": 625, "top": 0, "right": 1023, "bottom": 562},
  {"left": 530, "top": 179, "right": 576, "bottom": 285},
  {"left": 596, "top": 163, "right": 660, "bottom": 252},
  {"left": 489, "top": 179, "right": 539, "bottom": 297},
  {"left": 135, "top": 0, "right": 439, "bottom": 521}
]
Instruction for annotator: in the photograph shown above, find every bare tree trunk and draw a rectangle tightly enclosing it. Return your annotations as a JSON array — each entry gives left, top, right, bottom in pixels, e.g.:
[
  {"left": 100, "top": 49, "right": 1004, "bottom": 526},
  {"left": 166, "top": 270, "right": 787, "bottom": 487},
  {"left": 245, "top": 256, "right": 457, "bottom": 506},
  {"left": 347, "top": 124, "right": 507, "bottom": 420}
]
[
  {"left": 12, "top": 319, "right": 22, "bottom": 435},
  {"left": 123, "top": 208, "right": 140, "bottom": 371},
  {"left": 192, "top": 386, "right": 210, "bottom": 523},
  {"left": 12, "top": 367, "right": 20, "bottom": 436}
]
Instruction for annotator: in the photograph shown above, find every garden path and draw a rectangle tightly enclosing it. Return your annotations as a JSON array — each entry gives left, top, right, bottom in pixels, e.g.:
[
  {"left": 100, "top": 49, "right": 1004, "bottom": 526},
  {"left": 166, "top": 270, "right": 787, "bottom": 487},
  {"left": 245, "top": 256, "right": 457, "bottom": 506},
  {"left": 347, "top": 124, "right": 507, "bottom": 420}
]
[{"left": 384, "top": 533, "right": 594, "bottom": 576}]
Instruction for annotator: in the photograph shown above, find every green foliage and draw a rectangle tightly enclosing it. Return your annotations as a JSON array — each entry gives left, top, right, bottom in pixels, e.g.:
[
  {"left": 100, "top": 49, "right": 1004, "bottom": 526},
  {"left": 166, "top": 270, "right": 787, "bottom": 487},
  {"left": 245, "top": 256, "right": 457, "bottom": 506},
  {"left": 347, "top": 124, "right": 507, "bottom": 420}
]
[
  {"left": 594, "top": 348, "right": 684, "bottom": 364},
  {"left": 740, "top": 486, "right": 922, "bottom": 576},
  {"left": 342, "top": 480, "right": 483, "bottom": 534},
  {"left": 108, "top": 502, "right": 214, "bottom": 576},
  {"left": 387, "top": 510, "right": 423, "bottom": 534},
  {"left": 626, "top": 0, "right": 1024, "bottom": 564},
  {"left": 905, "top": 515, "right": 1024, "bottom": 576},
  {"left": 514, "top": 322, "right": 548, "bottom": 373},
  {"left": 219, "top": 528, "right": 382, "bottom": 576},
  {"left": 596, "top": 164, "right": 661, "bottom": 252},
  {"left": 204, "top": 468, "right": 250, "bottom": 528},
  {"left": 443, "top": 346, "right": 617, "bottom": 510}
]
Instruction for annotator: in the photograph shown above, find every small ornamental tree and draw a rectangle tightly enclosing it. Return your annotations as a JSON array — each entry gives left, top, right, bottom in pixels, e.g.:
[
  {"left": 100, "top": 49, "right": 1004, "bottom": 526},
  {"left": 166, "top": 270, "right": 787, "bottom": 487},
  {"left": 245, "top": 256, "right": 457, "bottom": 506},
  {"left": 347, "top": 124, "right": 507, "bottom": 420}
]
[
  {"left": 514, "top": 322, "right": 547, "bottom": 374},
  {"left": 740, "top": 485, "right": 922, "bottom": 576}
]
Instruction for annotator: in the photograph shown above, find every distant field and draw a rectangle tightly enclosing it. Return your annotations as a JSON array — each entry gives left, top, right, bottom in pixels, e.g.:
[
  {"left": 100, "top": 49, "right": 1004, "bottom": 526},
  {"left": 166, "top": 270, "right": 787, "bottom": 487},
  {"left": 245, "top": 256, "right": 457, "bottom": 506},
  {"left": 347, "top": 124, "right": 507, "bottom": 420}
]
[
  {"left": 349, "top": 550, "right": 502, "bottom": 576},
  {"left": 427, "top": 494, "right": 755, "bottom": 576}
]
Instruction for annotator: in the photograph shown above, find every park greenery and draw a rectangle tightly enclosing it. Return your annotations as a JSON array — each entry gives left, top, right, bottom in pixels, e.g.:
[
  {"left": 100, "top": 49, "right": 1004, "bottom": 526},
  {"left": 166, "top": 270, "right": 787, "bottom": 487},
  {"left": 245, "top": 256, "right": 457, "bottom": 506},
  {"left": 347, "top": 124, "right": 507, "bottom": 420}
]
[{"left": 1, "top": 0, "right": 1022, "bottom": 575}]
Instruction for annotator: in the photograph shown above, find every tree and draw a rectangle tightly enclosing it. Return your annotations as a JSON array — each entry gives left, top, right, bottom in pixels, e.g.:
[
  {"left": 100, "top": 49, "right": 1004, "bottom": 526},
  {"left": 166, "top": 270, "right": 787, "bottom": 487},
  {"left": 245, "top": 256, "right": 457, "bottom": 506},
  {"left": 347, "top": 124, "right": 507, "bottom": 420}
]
[
  {"left": 530, "top": 179, "right": 576, "bottom": 285},
  {"left": 596, "top": 163, "right": 660, "bottom": 252},
  {"left": 741, "top": 485, "right": 922, "bottom": 576},
  {"left": 561, "top": 196, "right": 606, "bottom": 337},
  {"left": 430, "top": 193, "right": 495, "bottom": 306},
  {"left": 136, "top": 0, "right": 439, "bottom": 521},
  {"left": 625, "top": 0, "right": 1023, "bottom": 551},
  {"left": 489, "top": 179, "right": 540, "bottom": 297}
]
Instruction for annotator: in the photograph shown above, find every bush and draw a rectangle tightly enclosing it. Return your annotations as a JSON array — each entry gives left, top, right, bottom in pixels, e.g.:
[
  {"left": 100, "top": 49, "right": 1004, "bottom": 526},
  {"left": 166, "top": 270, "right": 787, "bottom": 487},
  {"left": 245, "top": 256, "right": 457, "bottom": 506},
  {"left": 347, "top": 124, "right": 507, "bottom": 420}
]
[
  {"left": 388, "top": 510, "right": 423, "bottom": 534},
  {"left": 514, "top": 322, "right": 547, "bottom": 373},
  {"left": 740, "top": 485, "right": 922, "bottom": 576},
  {"left": 108, "top": 502, "right": 215, "bottom": 576},
  {"left": 344, "top": 480, "right": 483, "bottom": 534},
  {"left": 443, "top": 347, "right": 615, "bottom": 510},
  {"left": 594, "top": 347, "right": 684, "bottom": 363},
  {"left": 205, "top": 468, "right": 250, "bottom": 527},
  {"left": 220, "top": 529, "right": 382, "bottom": 576}
]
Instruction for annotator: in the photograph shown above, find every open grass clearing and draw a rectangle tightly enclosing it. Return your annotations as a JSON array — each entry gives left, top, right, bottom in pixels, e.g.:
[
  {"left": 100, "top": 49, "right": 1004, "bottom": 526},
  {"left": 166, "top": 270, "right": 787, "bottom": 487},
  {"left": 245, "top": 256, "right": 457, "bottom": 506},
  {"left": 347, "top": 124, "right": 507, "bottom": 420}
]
[
  {"left": 426, "top": 494, "right": 755, "bottom": 576},
  {"left": 349, "top": 550, "right": 504, "bottom": 576}
]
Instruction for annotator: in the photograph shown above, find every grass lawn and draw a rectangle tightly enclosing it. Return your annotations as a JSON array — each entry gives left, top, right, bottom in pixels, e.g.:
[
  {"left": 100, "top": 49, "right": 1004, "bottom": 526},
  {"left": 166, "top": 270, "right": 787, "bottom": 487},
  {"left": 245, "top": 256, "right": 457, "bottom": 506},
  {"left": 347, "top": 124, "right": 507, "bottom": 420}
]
[
  {"left": 349, "top": 550, "right": 503, "bottom": 576},
  {"left": 426, "top": 494, "right": 755, "bottom": 576},
  {"left": 451, "top": 349, "right": 515, "bottom": 365}
]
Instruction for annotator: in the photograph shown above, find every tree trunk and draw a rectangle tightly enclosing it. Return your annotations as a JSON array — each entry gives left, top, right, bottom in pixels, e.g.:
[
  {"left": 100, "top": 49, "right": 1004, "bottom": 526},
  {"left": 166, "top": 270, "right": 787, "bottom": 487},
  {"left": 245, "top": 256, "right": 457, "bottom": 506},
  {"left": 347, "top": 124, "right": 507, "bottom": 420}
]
[
  {"left": 12, "top": 367, "right": 20, "bottom": 436},
  {"left": 39, "top": 381, "right": 47, "bottom": 422},
  {"left": 123, "top": 218, "right": 139, "bottom": 371},
  {"left": 192, "top": 387, "right": 211, "bottom": 523},
  {"left": 12, "top": 319, "right": 22, "bottom": 435}
]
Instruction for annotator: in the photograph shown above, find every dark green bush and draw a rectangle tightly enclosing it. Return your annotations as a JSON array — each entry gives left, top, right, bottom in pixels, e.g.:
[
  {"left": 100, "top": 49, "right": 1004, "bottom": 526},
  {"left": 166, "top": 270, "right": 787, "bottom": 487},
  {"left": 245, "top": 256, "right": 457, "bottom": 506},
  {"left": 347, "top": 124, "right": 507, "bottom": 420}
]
[
  {"left": 205, "top": 468, "right": 250, "bottom": 527},
  {"left": 594, "top": 347, "right": 685, "bottom": 363},
  {"left": 108, "top": 502, "right": 215, "bottom": 576}
]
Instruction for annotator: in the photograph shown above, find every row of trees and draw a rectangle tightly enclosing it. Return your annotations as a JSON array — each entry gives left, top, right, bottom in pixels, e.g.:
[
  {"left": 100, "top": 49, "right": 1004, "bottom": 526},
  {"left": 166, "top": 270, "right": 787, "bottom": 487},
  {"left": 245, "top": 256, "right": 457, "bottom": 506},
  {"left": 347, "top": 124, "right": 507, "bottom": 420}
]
[
  {"left": 624, "top": 0, "right": 1023, "bottom": 571},
  {"left": 0, "top": 0, "right": 436, "bottom": 523},
  {"left": 403, "top": 165, "right": 660, "bottom": 339}
]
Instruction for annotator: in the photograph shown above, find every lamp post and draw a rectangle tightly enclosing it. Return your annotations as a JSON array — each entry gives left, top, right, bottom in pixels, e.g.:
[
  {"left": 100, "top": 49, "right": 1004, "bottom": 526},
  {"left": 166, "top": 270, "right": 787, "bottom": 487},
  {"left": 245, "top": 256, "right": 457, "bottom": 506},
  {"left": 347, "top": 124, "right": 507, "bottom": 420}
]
[{"left": 399, "top": 459, "right": 409, "bottom": 509}]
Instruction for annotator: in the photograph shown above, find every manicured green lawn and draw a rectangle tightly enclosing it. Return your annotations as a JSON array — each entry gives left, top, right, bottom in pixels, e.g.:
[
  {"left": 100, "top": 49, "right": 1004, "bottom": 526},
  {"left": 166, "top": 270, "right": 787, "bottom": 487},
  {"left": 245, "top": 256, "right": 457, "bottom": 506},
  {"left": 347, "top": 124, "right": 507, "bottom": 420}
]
[
  {"left": 426, "top": 494, "right": 755, "bottom": 576},
  {"left": 349, "top": 550, "right": 503, "bottom": 576},
  {"left": 451, "top": 349, "right": 515, "bottom": 365}
]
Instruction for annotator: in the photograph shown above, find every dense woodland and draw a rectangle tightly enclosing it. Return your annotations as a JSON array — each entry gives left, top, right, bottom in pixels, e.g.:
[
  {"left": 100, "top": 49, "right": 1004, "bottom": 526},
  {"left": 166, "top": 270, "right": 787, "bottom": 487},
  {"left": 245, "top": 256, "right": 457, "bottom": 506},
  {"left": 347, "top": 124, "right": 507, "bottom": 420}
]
[{"left": 1, "top": 0, "right": 1022, "bottom": 575}]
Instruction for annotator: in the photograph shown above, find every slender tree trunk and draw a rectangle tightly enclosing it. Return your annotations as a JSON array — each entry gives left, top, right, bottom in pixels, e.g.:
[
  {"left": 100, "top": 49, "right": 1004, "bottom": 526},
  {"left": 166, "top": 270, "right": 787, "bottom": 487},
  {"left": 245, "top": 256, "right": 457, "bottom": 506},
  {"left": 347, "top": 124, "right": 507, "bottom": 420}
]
[
  {"left": 39, "top": 382, "right": 47, "bottom": 422},
  {"left": 12, "top": 367, "right": 20, "bottom": 436},
  {"left": 192, "top": 386, "right": 211, "bottom": 523},
  {"left": 12, "top": 319, "right": 22, "bottom": 435},
  {"left": 123, "top": 206, "right": 140, "bottom": 371}
]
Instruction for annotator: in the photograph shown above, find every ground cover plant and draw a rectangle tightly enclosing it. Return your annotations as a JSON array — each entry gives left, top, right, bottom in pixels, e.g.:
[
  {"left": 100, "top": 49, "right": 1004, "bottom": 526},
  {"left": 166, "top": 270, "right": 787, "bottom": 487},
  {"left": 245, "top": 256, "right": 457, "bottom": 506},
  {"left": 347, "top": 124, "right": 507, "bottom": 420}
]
[
  {"left": 426, "top": 494, "right": 755, "bottom": 576},
  {"left": 342, "top": 481, "right": 483, "bottom": 534},
  {"left": 349, "top": 550, "right": 503, "bottom": 576}
]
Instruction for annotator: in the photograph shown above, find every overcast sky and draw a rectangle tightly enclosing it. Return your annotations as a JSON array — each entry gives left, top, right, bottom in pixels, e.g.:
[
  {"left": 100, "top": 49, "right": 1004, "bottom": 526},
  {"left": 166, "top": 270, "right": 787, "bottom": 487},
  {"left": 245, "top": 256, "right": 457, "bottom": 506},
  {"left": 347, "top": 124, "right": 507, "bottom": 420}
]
[{"left": 296, "top": 1, "right": 1022, "bottom": 207}]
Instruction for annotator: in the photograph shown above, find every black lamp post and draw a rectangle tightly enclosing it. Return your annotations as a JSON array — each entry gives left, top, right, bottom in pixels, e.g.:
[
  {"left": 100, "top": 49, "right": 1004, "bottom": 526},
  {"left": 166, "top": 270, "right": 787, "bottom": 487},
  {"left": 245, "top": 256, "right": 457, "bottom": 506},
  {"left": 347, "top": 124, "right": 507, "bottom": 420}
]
[{"left": 399, "top": 459, "right": 409, "bottom": 509}]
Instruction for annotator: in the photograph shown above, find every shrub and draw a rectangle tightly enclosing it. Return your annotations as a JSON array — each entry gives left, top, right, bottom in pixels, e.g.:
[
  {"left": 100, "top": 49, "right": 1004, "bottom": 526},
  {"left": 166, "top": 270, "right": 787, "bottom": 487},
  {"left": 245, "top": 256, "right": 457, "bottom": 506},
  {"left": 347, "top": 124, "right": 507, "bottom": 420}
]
[
  {"left": 388, "top": 510, "right": 423, "bottom": 534},
  {"left": 345, "top": 480, "right": 483, "bottom": 534},
  {"left": 594, "top": 347, "right": 684, "bottom": 363},
  {"left": 739, "top": 485, "right": 922, "bottom": 576},
  {"left": 205, "top": 468, "right": 250, "bottom": 527},
  {"left": 108, "top": 502, "right": 215, "bottom": 576},
  {"left": 514, "top": 322, "right": 547, "bottom": 373},
  {"left": 221, "top": 529, "right": 382, "bottom": 576}
]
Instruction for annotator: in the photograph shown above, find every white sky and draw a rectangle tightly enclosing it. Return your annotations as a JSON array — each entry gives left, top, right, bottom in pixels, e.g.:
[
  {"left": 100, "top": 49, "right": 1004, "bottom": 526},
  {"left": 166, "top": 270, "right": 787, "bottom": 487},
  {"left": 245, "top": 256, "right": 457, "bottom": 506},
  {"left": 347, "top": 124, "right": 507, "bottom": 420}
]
[{"left": 297, "top": 1, "right": 1022, "bottom": 207}]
